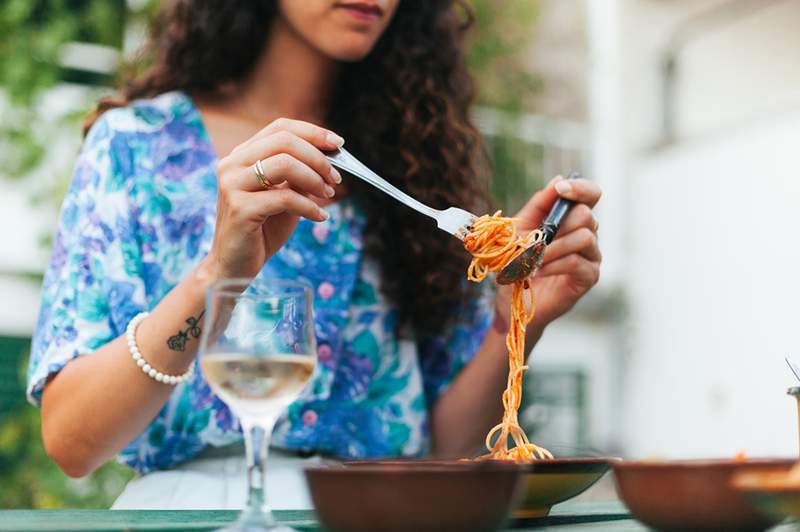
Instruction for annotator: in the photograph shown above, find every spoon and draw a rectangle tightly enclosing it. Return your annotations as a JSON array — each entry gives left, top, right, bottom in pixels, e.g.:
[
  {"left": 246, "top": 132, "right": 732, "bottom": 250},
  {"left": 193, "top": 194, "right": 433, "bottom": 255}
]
[{"left": 496, "top": 172, "right": 584, "bottom": 285}]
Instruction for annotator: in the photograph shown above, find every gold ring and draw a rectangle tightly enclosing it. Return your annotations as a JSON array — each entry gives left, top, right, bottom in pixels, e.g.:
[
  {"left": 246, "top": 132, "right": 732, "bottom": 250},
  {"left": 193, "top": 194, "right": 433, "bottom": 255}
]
[{"left": 253, "top": 159, "right": 270, "bottom": 189}]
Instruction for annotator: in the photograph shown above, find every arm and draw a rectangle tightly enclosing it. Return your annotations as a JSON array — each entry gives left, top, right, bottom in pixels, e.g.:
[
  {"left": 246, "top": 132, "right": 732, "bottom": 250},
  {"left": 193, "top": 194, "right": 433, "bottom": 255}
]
[
  {"left": 430, "top": 177, "right": 602, "bottom": 457},
  {"left": 42, "top": 259, "right": 217, "bottom": 477},
  {"left": 39, "top": 118, "right": 344, "bottom": 477}
]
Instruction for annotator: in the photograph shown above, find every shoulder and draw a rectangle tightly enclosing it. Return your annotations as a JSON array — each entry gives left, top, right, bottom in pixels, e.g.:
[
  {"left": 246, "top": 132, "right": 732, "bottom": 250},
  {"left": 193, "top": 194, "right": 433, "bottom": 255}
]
[
  {"left": 80, "top": 91, "right": 209, "bottom": 187},
  {"left": 85, "top": 91, "right": 198, "bottom": 146}
]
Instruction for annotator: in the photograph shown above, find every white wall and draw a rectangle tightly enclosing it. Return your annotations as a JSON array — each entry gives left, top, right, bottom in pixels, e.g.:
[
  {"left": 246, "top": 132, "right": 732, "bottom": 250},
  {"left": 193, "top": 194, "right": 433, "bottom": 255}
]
[
  {"left": 618, "top": 0, "right": 800, "bottom": 147},
  {"left": 608, "top": 0, "right": 800, "bottom": 458},
  {"left": 677, "top": 1, "right": 800, "bottom": 138},
  {"left": 625, "top": 109, "right": 800, "bottom": 458}
]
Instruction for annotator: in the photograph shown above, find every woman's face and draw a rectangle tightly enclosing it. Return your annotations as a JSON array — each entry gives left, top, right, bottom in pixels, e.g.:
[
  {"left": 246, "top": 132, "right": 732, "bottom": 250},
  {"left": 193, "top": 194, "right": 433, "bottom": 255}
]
[{"left": 278, "top": 0, "right": 400, "bottom": 62}]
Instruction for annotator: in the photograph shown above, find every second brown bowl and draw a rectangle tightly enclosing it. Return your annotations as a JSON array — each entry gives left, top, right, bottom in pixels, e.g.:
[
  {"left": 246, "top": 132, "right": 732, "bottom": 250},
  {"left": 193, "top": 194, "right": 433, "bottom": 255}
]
[{"left": 614, "top": 458, "right": 795, "bottom": 532}]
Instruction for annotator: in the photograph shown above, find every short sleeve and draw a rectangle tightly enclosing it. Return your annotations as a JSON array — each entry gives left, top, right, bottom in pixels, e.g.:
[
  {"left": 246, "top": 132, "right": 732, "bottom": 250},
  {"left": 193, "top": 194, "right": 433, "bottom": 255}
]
[
  {"left": 27, "top": 111, "right": 146, "bottom": 406},
  {"left": 418, "top": 282, "right": 495, "bottom": 407}
]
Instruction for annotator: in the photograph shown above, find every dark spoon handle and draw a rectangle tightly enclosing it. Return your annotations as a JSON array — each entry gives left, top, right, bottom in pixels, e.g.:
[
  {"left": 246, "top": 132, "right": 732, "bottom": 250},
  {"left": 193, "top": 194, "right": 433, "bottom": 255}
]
[{"left": 541, "top": 172, "right": 584, "bottom": 244}]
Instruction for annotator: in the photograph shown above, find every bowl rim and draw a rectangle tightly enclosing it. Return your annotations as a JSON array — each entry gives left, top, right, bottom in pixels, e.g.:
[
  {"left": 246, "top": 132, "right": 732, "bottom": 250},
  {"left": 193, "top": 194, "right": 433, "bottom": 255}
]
[
  {"left": 305, "top": 459, "right": 524, "bottom": 475},
  {"left": 613, "top": 457, "right": 797, "bottom": 471},
  {"left": 305, "top": 457, "right": 621, "bottom": 475},
  {"left": 500, "top": 456, "right": 619, "bottom": 473}
]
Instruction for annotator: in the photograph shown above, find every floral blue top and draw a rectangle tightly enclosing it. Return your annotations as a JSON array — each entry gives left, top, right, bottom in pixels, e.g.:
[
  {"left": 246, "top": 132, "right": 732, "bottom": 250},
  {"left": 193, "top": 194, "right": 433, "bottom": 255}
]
[{"left": 27, "top": 91, "right": 494, "bottom": 474}]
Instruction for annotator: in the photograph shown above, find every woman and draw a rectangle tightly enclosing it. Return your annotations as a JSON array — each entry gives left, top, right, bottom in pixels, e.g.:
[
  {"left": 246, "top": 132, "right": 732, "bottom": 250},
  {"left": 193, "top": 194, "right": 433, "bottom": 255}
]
[{"left": 28, "top": 0, "right": 602, "bottom": 509}]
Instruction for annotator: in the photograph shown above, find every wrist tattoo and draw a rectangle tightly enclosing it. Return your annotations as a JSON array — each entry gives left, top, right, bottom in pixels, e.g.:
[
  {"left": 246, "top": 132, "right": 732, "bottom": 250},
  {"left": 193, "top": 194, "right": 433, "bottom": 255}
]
[{"left": 167, "top": 310, "right": 206, "bottom": 352}]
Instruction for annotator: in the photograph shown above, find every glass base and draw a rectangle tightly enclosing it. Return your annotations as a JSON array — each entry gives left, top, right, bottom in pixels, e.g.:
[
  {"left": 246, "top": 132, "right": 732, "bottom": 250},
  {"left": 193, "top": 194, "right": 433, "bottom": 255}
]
[{"left": 218, "top": 508, "right": 298, "bottom": 532}]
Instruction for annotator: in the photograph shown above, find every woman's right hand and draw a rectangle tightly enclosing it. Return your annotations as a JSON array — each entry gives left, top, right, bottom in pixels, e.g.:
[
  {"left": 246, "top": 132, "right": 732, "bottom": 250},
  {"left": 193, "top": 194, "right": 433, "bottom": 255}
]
[{"left": 203, "top": 118, "right": 344, "bottom": 280}]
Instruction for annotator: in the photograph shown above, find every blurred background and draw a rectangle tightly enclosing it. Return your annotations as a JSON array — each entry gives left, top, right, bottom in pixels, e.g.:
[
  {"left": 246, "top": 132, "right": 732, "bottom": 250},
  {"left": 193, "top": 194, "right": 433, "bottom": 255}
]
[{"left": 1, "top": 0, "right": 798, "bottom": 508}]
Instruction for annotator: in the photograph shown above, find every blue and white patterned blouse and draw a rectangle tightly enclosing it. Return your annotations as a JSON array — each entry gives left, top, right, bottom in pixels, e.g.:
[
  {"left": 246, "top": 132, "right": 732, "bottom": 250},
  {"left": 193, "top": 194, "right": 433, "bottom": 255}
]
[{"left": 27, "top": 91, "right": 494, "bottom": 474}]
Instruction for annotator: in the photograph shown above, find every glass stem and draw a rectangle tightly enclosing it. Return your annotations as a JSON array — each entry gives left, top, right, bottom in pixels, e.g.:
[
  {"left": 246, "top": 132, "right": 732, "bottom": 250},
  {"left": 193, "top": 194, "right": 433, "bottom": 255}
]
[{"left": 242, "top": 418, "right": 276, "bottom": 519}]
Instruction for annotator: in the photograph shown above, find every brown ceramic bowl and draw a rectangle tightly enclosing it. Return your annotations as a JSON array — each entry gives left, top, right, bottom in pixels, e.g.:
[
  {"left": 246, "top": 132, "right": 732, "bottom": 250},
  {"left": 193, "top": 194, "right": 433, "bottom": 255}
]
[
  {"left": 614, "top": 458, "right": 796, "bottom": 532},
  {"left": 732, "top": 466, "right": 800, "bottom": 522},
  {"left": 304, "top": 460, "right": 523, "bottom": 532}
]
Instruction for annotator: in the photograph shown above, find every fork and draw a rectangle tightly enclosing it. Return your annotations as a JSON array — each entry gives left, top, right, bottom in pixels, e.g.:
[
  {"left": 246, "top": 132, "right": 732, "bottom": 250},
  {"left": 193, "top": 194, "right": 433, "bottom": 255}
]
[
  {"left": 786, "top": 356, "right": 800, "bottom": 383},
  {"left": 325, "top": 147, "right": 477, "bottom": 240}
]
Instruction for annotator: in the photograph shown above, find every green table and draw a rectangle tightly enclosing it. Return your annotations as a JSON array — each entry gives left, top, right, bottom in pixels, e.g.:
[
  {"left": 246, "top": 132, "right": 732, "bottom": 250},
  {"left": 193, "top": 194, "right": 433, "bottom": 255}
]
[{"left": 0, "top": 502, "right": 795, "bottom": 531}]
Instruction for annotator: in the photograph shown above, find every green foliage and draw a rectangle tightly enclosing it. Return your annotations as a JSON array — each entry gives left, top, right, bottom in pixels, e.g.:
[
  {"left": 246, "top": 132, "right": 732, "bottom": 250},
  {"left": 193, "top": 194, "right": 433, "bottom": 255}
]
[
  {"left": 0, "top": 0, "right": 124, "bottom": 104},
  {"left": 486, "top": 128, "right": 546, "bottom": 213},
  {"left": 0, "top": 340, "right": 133, "bottom": 509},
  {"left": 466, "top": 0, "right": 546, "bottom": 211},
  {"left": 0, "top": 0, "right": 130, "bottom": 180},
  {"left": 0, "top": 402, "right": 134, "bottom": 509},
  {"left": 467, "top": 0, "right": 543, "bottom": 113}
]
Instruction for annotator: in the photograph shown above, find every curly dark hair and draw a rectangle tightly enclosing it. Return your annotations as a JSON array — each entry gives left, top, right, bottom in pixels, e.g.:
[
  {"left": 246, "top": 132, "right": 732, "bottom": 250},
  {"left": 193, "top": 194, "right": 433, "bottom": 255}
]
[{"left": 87, "top": 0, "right": 491, "bottom": 339}]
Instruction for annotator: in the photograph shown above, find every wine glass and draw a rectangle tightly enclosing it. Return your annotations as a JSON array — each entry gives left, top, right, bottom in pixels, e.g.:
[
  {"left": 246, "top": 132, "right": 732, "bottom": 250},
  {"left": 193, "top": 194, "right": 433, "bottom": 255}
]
[{"left": 199, "top": 278, "right": 317, "bottom": 532}]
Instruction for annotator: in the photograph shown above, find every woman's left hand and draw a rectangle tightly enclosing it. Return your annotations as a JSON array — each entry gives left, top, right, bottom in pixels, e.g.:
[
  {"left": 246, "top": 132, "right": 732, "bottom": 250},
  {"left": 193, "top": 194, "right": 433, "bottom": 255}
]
[{"left": 495, "top": 176, "right": 602, "bottom": 333}]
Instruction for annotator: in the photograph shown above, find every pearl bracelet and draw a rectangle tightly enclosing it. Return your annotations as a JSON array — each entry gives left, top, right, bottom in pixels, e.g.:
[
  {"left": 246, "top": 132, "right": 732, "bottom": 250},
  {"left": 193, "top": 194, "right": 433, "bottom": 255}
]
[{"left": 126, "top": 311, "right": 194, "bottom": 385}]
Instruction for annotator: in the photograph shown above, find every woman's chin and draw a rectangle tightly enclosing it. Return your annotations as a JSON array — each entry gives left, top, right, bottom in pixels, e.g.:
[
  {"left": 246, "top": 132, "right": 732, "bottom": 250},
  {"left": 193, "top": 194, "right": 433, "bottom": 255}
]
[{"left": 319, "top": 38, "right": 381, "bottom": 63}]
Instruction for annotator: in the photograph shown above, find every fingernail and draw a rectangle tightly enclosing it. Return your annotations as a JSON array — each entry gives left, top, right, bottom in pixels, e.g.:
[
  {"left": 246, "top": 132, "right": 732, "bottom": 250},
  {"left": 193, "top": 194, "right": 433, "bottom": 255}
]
[
  {"left": 324, "top": 185, "right": 335, "bottom": 198},
  {"left": 330, "top": 167, "right": 342, "bottom": 184},
  {"left": 319, "top": 208, "right": 329, "bottom": 221},
  {"left": 326, "top": 132, "right": 345, "bottom": 147},
  {"left": 555, "top": 180, "right": 572, "bottom": 195}
]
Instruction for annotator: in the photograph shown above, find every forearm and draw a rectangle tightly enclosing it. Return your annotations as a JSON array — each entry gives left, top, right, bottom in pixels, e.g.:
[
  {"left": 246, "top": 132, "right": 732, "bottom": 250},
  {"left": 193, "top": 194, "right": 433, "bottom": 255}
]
[
  {"left": 41, "top": 259, "right": 218, "bottom": 477},
  {"left": 430, "top": 316, "right": 545, "bottom": 458}
]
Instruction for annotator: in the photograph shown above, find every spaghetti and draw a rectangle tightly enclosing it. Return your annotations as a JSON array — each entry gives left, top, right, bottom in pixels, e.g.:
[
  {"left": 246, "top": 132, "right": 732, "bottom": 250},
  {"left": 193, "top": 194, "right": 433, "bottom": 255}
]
[{"left": 464, "top": 211, "right": 554, "bottom": 461}]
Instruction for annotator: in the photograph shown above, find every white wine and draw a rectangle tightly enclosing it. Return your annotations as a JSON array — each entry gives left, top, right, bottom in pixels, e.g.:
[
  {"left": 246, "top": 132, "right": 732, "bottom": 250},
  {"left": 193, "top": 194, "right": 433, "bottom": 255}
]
[{"left": 201, "top": 353, "right": 315, "bottom": 420}]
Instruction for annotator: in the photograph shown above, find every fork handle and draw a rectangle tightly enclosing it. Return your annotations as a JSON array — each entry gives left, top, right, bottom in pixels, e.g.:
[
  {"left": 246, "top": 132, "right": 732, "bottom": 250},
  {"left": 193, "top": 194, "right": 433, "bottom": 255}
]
[
  {"left": 541, "top": 172, "right": 583, "bottom": 244},
  {"left": 325, "top": 148, "right": 439, "bottom": 220}
]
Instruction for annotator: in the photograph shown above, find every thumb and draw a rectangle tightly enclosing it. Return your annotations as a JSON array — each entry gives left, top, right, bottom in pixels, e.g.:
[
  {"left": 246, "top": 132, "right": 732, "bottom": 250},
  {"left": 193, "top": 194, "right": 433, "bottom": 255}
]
[{"left": 514, "top": 175, "right": 563, "bottom": 227}]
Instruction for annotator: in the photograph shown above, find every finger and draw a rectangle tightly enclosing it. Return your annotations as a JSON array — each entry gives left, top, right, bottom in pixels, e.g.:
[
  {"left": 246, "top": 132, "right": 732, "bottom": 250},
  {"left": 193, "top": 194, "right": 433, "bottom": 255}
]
[
  {"left": 536, "top": 254, "right": 600, "bottom": 286},
  {"left": 235, "top": 131, "right": 341, "bottom": 187},
  {"left": 542, "top": 227, "right": 601, "bottom": 264},
  {"left": 236, "top": 188, "right": 329, "bottom": 223},
  {"left": 225, "top": 154, "right": 332, "bottom": 199},
  {"left": 556, "top": 204, "right": 598, "bottom": 236},
  {"left": 554, "top": 178, "right": 602, "bottom": 208},
  {"left": 245, "top": 117, "right": 344, "bottom": 151},
  {"left": 260, "top": 153, "right": 334, "bottom": 199},
  {"left": 514, "top": 176, "right": 563, "bottom": 227}
]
